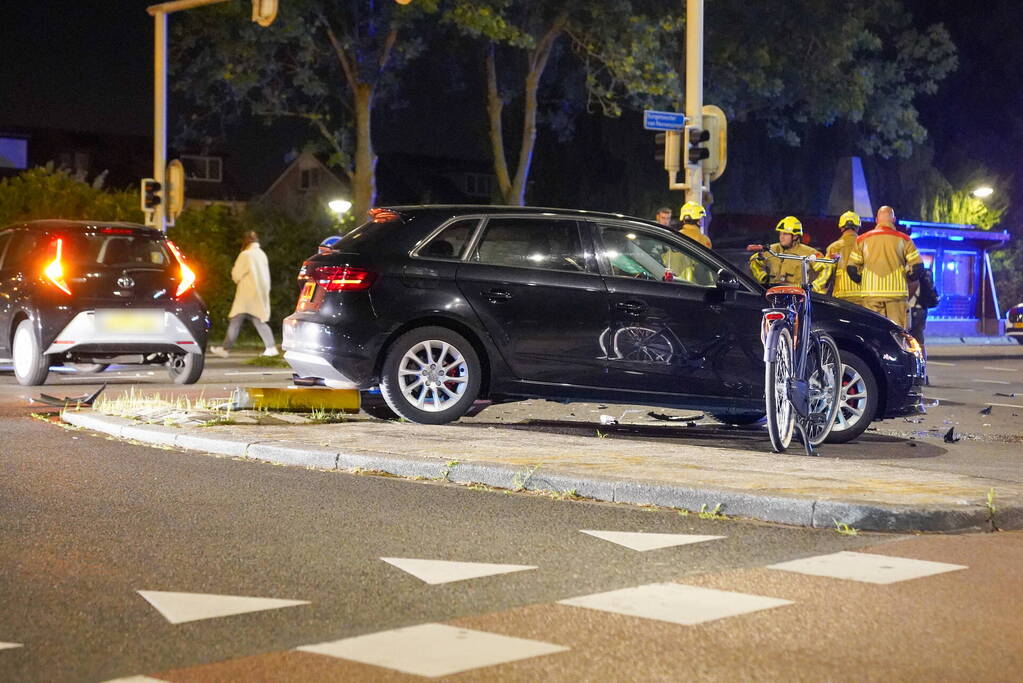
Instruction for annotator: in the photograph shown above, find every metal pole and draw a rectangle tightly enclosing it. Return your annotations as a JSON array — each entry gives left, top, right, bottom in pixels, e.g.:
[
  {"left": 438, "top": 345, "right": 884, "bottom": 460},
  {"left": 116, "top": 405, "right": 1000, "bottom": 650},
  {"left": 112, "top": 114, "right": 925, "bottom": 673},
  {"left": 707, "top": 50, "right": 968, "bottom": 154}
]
[
  {"left": 153, "top": 10, "right": 168, "bottom": 232},
  {"left": 684, "top": 0, "right": 704, "bottom": 207}
]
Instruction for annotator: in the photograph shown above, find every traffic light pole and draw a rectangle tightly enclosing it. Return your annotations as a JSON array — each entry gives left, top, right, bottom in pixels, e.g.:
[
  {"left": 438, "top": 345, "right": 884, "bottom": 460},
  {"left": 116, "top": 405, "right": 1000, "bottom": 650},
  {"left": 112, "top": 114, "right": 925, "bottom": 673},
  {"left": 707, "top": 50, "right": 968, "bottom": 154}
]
[
  {"left": 151, "top": 9, "right": 168, "bottom": 231},
  {"left": 684, "top": 0, "right": 704, "bottom": 207}
]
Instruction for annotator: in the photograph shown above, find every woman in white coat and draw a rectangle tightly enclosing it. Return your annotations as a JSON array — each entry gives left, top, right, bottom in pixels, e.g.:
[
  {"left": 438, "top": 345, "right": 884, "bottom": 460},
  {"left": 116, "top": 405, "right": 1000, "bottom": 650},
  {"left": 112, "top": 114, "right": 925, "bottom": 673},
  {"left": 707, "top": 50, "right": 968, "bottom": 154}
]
[{"left": 209, "top": 231, "right": 278, "bottom": 357}]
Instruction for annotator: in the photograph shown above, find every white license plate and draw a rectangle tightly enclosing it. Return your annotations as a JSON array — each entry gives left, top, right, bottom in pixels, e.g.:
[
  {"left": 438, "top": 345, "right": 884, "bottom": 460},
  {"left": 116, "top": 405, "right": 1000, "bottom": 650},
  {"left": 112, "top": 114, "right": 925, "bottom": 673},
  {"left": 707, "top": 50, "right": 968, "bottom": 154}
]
[{"left": 95, "top": 310, "right": 165, "bottom": 334}]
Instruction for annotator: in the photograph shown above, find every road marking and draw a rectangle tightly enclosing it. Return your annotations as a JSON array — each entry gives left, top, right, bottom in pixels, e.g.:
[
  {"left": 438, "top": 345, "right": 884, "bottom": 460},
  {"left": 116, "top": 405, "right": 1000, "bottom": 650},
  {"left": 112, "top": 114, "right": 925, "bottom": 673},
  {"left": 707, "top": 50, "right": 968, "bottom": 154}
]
[
  {"left": 983, "top": 366, "right": 1017, "bottom": 372},
  {"left": 297, "top": 623, "right": 568, "bottom": 678},
  {"left": 767, "top": 551, "right": 966, "bottom": 584},
  {"left": 580, "top": 529, "right": 724, "bottom": 552},
  {"left": 222, "top": 370, "right": 294, "bottom": 376},
  {"left": 137, "top": 590, "right": 309, "bottom": 624},
  {"left": 985, "top": 402, "right": 1023, "bottom": 409},
  {"left": 0, "top": 642, "right": 22, "bottom": 651},
  {"left": 560, "top": 583, "right": 791, "bottom": 626},
  {"left": 101, "top": 676, "right": 166, "bottom": 682},
  {"left": 972, "top": 379, "right": 1012, "bottom": 385},
  {"left": 380, "top": 557, "right": 536, "bottom": 585},
  {"left": 926, "top": 361, "right": 955, "bottom": 366}
]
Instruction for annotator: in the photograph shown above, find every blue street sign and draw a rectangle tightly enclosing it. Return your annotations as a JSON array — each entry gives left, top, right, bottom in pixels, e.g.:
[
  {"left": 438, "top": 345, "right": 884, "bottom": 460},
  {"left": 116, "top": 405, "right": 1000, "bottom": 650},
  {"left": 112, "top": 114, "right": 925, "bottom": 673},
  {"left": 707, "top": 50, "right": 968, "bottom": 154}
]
[{"left": 643, "top": 110, "right": 686, "bottom": 131}]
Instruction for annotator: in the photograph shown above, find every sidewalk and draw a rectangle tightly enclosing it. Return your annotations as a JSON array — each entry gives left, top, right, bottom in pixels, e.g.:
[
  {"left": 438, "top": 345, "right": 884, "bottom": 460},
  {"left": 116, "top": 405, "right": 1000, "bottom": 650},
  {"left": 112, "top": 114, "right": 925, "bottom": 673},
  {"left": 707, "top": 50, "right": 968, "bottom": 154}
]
[{"left": 61, "top": 407, "right": 1023, "bottom": 534}]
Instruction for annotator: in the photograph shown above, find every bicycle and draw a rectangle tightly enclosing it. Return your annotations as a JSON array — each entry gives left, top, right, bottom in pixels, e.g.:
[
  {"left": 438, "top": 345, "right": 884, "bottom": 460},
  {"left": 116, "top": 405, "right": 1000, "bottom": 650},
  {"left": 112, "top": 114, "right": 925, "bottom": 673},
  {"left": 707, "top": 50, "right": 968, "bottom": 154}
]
[{"left": 747, "top": 245, "right": 842, "bottom": 455}]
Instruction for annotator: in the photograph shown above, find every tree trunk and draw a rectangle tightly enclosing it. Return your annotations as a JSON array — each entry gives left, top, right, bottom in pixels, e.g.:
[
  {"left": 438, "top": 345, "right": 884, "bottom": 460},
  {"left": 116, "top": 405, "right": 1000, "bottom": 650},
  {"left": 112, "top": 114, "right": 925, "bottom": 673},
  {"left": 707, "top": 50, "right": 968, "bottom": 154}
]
[
  {"left": 508, "top": 68, "right": 542, "bottom": 206},
  {"left": 486, "top": 44, "right": 513, "bottom": 204},
  {"left": 352, "top": 83, "right": 377, "bottom": 217}
]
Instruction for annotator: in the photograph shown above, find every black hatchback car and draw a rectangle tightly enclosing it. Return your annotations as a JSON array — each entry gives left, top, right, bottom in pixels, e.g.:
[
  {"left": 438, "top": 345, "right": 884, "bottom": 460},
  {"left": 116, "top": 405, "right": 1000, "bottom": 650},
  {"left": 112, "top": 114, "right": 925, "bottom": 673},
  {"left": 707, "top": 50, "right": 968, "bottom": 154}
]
[
  {"left": 0, "top": 220, "right": 209, "bottom": 385},
  {"left": 283, "top": 206, "right": 924, "bottom": 443}
]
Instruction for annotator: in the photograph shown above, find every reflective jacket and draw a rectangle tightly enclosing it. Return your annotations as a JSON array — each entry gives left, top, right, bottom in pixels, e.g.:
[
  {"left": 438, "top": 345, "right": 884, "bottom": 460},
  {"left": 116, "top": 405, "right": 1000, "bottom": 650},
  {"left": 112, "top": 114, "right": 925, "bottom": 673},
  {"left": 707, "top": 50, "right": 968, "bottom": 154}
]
[
  {"left": 848, "top": 226, "right": 922, "bottom": 298},
  {"left": 680, "top": 224, "right": 712, "bottom": 249},
  {"left": 749, "top": 241, "right": 832, "bottom": 293},
  {"left": 825, "top": 231, "right": 862, "bottom": 301}
]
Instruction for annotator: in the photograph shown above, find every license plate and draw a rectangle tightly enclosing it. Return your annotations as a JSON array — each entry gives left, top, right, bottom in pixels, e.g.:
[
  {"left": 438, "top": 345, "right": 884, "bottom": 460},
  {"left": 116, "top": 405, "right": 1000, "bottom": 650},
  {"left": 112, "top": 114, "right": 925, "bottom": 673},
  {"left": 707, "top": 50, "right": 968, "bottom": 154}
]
[
  {"left": 300, "top": 280, "right": 317, "bottom": 302},
  {"left": 1008, "top": 321, "right": 1023, "bottom": 329},
  {"left": 95, "top": 310, "right": 165, "bottom": 334}
]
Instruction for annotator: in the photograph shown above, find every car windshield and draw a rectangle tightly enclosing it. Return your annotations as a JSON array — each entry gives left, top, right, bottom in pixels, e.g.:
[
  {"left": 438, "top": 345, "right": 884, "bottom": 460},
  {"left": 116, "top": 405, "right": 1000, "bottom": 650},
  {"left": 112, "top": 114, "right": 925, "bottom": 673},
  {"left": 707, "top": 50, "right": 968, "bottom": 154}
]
[{"left": 62, "top": 231, "right": 170, "bottom": 268}]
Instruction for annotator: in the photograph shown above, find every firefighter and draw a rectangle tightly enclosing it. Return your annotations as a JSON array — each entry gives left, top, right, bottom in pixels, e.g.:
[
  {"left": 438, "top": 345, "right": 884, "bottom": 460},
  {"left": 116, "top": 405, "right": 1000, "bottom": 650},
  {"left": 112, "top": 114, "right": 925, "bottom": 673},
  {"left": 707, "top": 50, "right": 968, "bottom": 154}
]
[
  {"left": 846, "top": 206, "right": 923, "bottom": 329},
  {"left": 825, "top": 211, "right": 864, "bottom": 303},
  {"left": 749, "top": 216, "right": 832, "bottom": 293},
  {"left": 677, "top": 201, "right": 713, "bottom": 248}
]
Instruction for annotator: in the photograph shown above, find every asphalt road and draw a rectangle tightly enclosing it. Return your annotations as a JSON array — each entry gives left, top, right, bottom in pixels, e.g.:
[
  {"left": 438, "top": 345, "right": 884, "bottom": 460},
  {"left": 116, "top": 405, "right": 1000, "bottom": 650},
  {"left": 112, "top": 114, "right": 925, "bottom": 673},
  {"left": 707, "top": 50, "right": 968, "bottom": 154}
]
[{"left": 1, "top": 354, "right": 1021, "bottom": 681}]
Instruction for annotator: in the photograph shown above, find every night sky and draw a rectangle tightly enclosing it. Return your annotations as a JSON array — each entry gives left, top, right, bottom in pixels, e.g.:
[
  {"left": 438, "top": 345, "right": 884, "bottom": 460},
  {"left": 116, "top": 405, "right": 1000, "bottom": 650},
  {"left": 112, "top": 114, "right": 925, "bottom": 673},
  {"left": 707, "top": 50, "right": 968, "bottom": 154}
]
[{"left": 2, "top": 1, "right": 1020, "bottom": 221}]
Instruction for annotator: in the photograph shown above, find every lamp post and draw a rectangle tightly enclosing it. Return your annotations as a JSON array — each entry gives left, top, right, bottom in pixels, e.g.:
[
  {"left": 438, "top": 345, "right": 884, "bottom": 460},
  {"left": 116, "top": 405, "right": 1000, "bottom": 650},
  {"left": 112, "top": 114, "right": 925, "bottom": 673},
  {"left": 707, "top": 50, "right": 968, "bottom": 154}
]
[
  {"left": 972, "top": 186, "right": 994, "bottom": 199},
  {"left": 145, "top": 0, "right": 278, "bottom": 231}
]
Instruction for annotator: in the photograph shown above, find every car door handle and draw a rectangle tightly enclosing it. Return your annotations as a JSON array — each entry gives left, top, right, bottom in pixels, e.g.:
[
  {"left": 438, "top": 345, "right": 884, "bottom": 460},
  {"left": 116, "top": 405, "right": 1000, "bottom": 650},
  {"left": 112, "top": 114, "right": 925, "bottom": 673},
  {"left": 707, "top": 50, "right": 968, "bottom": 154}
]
[
  {"left": 484, "top": 288, "right": 513, "bottom": 302},
  {"left": 615, "top": 300, "right": 647, "bottom": 315}
]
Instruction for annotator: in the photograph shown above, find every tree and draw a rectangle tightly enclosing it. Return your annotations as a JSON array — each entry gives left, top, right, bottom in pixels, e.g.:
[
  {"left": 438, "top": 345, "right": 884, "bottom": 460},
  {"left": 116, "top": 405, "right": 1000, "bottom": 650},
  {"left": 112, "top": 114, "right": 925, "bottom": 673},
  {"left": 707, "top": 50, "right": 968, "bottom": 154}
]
[
  {"left": 0, "top": 166, "right": 141, "bottom": 226},
  {"left": 444, "top": 0, "right": 677, "bottom": 205},
  {"left": 172, "top": 0, "right": 439, "bottom": 217}
]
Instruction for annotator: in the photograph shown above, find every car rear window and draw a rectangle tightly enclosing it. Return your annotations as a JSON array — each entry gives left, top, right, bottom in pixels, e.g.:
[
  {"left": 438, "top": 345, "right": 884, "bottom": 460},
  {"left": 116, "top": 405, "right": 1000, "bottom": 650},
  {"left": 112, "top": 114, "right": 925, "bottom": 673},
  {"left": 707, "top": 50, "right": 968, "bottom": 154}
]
[{"left": 62, "top": 231, "right": 170, "bottom": 267}]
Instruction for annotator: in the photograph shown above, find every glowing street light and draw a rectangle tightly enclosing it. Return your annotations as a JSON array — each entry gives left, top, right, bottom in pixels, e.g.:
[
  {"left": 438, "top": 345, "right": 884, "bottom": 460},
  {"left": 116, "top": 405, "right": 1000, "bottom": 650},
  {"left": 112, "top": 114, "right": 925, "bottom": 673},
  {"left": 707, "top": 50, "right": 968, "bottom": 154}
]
[
  {"left": 328, "top": 199, "right": 353, "bottom": 215},
  {"left": 972, "top": 186, "right": 994, "bottom": 199}
]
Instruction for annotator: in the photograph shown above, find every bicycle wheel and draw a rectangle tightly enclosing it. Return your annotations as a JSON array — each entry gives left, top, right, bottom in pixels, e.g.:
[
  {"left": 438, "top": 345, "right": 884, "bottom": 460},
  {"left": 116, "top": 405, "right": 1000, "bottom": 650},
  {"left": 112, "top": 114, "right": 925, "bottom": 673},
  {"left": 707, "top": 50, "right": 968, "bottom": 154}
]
[
  {"left": 803, "top": 333, "right": 842, "bottom": 446},
  {"left": 764, "top": 323, "right": 795, "bottom": 452}
]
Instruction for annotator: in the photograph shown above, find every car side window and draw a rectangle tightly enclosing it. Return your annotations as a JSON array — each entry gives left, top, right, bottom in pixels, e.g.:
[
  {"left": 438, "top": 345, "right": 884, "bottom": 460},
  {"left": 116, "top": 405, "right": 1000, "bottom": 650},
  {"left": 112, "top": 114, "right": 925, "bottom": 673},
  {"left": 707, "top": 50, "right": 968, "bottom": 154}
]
[
  {"left": 4, "top": 231, "right": 40, "bottom": 271},
  {"left": 0, "top": 232, "right": 10, "bottom": 269},
  {"left": 418, "top": 219, "right": 478, "bottom": 260},
  {"left": 472, "top": 218, "right": 589, "bottom": 272},
  {"left": 597, "top": 224, "right": 718, "bottom": 286}
]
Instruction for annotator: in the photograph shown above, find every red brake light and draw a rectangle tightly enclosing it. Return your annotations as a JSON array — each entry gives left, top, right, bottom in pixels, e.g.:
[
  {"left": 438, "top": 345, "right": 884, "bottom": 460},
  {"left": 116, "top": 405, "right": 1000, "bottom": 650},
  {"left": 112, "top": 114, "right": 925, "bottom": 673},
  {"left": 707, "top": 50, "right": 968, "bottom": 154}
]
[
  {"left": 166, "top": 240, "right": 196, "bottom": 298},
  {"left": 100, "top": 227, "right": 135, "bottom": 235},
  {"left": 368, "top": 208, "right": 401, "bottom": 223},
  {"left": 311, "top": 266, "right": 376, "bottom": 291},
  {"left": 44, "top": 238, "right": 72, "bottom": 295},
  {"left": 764, "top": 312, "right": 786, "bottom": 321}
]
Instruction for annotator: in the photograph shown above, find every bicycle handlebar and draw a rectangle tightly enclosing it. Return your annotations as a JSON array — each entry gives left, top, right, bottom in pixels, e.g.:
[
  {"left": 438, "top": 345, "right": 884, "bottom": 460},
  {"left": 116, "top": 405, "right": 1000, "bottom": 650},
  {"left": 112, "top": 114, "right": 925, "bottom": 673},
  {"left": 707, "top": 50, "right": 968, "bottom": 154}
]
[{"left": 745, "top": 244, "right": 838, "bottom": 264}]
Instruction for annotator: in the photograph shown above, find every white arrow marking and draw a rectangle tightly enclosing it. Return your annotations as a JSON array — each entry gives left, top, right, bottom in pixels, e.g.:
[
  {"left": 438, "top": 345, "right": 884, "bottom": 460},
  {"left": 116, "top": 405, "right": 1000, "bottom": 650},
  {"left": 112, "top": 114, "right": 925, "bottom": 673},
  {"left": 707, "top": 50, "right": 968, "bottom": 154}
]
[
  {"left": 0, "top": 642, "right": 22, "bottom": 651},
  {"left": 580, "top": 529, "right": 724, "bottom": 552},
  {"left": 380, "top": 557, "right": 537, "bottom": 585},
  {"left": 137, "top": 590, "right": 309, "bottom": 624}
]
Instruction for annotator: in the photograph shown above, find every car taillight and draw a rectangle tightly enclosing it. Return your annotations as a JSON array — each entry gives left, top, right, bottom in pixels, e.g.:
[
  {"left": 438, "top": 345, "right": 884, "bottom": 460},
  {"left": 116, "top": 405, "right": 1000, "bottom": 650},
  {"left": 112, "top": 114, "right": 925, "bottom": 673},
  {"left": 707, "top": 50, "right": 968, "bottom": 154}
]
[
  {"left": 44, "top": 238, "right": 72, "bottom": 295},
  {"left": 311, "top": 266, "right": 376, "bottom": 292},
  {"left": 166, "top": 240, "right": 196, "bottom": 298}
]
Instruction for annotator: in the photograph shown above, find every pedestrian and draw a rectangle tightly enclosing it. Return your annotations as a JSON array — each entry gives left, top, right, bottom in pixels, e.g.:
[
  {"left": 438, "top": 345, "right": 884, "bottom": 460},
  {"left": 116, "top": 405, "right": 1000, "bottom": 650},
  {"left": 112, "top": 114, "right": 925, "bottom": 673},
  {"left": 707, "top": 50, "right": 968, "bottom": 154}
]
[
  {"left": 655, "top": 207, "right": 673, "bottom": 227},
  {"left": 209, "top": 231, "right": 279, "bottom": 358},
  {"left": 907, "top": 263, "right": 938, "bottom": 348},
  {"left": 749, "top": 216, "right": 832, "bottom": 293},
  {"left": 677, "top": 201, "right": 713, "bottom": 248},
  {"left": 846, "top": 206, "right": 923, "bottom": 329},
  {"left": 825, "top": 211, "right": 864, "bottom": 303}
]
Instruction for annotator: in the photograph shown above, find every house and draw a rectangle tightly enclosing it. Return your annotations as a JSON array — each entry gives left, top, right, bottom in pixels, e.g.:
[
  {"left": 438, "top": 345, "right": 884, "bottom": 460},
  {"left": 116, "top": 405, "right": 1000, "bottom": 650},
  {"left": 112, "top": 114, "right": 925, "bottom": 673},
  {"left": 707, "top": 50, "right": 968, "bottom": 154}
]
[{"left": 258, "top": 151, "right": 349, "bottom": 218}]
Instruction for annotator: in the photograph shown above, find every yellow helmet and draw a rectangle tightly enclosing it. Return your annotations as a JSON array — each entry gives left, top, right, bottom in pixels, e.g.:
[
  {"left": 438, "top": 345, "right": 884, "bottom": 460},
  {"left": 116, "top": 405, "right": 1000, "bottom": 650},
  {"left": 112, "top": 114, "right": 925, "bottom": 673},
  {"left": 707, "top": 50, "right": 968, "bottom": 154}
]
[
  {"left": 839, "top": 211, "right": 862, "bottom": 230},
  {"left": 775, "top": 216, "right": 803, "bottom": 236},
  {"left": 679, "top": 201, "right": 706, "bottom": 222}
]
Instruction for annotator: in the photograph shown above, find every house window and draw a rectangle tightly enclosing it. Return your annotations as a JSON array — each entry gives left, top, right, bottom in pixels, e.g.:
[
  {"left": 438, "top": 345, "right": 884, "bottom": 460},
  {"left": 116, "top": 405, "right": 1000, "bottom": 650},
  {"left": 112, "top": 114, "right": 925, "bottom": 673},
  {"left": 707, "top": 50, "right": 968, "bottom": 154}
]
[
  {"left": 465, "top": 173, "right": 493, "bottom": 198},
  {"left": 300, "top": 168, "right": 321, "bottom": 190},
  {"left": 57, "top": 151, "right": 90, "bottom": 173},
  {"left": 181, "top": 155, "right": 223, "bottom": 183},
  {"left": 0, "top": 137, "right": 28, "bottom": 169}
]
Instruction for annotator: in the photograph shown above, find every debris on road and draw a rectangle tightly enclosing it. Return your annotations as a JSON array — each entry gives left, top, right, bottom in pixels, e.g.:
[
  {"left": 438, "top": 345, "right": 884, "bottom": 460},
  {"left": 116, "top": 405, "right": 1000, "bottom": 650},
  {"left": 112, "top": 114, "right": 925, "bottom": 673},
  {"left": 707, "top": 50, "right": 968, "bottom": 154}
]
[
  {"left": 979, "top": 405, "right": 993, "bottom": 415},
  {"left": 943, "top": 427, "right": 960, "bottom": 443},
  {"left": 647, "top": 411, "right": 703, "bottom": 423},
  {"left": 599, "top": 415, "right": 619, "bottom": 425},
  {"left": 29, "top": 383, "right": 106, "bottom": 408}
]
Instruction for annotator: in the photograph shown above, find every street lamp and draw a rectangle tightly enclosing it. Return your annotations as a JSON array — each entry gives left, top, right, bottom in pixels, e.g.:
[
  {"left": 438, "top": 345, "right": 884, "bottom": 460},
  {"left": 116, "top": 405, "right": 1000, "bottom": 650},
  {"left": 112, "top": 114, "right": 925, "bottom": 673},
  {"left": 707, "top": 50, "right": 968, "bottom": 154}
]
[
  {"left": 328, "top": 199, "right": 352, "bottom": 215},
  {"left": 972, "top": 186, "right": 995, "bottom": 199}
]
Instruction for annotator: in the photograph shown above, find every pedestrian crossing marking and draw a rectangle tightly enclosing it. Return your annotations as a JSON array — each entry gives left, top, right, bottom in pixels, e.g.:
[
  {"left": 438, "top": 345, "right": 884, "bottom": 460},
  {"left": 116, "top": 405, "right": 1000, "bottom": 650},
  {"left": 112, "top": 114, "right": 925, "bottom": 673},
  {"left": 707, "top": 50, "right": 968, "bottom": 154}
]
[
  {"left": 766, "top": 551, "right": 967, "bottom": 584},
  {"left": 559, "top": 582, "right": 792, "bottom": 625},
  {"left": 297, "top": 623, "right": 568, "bottom": 677},
  {"left": 580, "top": 529, "right": 724, "bottom": 552},
  {"left": 380, "top": 557, "right": 536, "bottom": 585},
  {"left": 137, "top": 590, "right": 310, "bottom": 624},
  {"left": 0, "top": 642, "right": 22, "bottom": 651}
]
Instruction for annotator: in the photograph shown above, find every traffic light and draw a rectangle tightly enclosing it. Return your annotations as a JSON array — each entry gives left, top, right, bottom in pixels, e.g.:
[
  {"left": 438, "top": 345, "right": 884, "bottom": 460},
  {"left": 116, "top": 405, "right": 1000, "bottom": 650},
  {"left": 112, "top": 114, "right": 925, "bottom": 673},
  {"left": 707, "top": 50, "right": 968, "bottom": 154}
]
[
  {"left": 687, "top": 126, "right": 710, "bottom": 165},
  {"left": 700, "top": 104, "right": 728, "bottom": 181},
  {"left": 655, "top": 131, "right": 682, "bottom": 171},
  {"left": 166, "top": 160, "right": 186, "bottom": 222},
  {"left": 141, "top": 178, "right": 162, "bottom": 211},
  {"left": 251, "top": 0, "right": 278, "bottom": 27}
]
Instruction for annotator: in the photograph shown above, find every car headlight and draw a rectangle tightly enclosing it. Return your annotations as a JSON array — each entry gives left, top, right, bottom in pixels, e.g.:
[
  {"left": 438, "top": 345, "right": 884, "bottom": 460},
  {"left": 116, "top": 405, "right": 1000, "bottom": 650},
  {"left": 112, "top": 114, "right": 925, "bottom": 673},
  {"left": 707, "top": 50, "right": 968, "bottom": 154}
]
[{"left": 891, "top": 330, "right": 923, "bottom": 356}]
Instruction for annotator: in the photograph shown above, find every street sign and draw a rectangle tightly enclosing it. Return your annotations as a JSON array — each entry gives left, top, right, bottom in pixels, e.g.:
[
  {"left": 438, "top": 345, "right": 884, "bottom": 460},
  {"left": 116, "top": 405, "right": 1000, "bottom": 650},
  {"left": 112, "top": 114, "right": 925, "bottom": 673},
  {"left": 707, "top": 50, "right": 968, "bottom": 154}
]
[{"left": 643, "top": 110, "right": 686, "bottom": 131}]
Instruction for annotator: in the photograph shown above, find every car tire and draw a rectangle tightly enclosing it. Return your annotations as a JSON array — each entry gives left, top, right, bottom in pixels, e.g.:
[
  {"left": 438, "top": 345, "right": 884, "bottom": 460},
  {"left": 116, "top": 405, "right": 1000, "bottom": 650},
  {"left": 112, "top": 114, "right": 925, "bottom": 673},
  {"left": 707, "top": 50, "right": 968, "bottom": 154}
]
[
  {"left": 361, "top": 392, "right": 400, "bottom": 420},
  {"left": 379, "top": 326, "right": 481, "bottom": 425},
  {"left": 825, "top": 350, "right": 879, "bottom": 444},
  {"left": 1014, "top": 337, "right": 1023, "bottom": 345},
  {"left": 710, "top": 411, "right": 765, "bottom": 426},
  {"left": 167, "top": 353, "right": 204, "bottom": 385},
  {"left": 13, "top": 319, "right": 50, "bottom": 386}
]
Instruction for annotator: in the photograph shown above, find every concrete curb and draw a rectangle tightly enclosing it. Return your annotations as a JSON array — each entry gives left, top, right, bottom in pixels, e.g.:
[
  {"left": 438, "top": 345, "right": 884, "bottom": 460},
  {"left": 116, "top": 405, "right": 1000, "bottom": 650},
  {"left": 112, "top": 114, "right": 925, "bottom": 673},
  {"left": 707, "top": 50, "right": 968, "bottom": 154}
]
[{"left": 60, "top": 410, "right": 1021, "bottom": 533}]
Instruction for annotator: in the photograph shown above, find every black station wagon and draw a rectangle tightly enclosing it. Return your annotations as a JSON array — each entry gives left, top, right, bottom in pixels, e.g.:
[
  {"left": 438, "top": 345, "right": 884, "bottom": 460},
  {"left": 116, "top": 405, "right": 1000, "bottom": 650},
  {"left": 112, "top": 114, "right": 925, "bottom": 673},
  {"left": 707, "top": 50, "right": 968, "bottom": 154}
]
[{"left": 283, "top": 206, "right": 924, "bottom": 443}]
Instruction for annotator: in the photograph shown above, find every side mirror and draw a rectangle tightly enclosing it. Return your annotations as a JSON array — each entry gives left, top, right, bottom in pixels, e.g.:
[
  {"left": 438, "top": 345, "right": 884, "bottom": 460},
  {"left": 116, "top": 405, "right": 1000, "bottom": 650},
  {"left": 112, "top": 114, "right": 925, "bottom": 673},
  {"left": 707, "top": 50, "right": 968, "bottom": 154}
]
[{"left": 715, "top": 269, "right": 743, "bottom": 290}]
